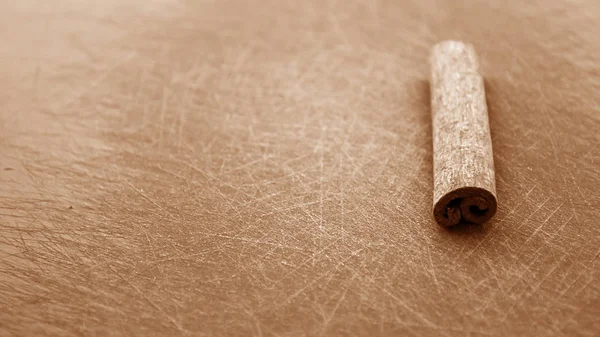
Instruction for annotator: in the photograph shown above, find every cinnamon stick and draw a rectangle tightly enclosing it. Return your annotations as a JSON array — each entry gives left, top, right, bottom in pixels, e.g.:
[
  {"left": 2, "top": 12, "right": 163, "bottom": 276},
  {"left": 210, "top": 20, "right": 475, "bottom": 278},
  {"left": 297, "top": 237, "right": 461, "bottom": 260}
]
[{"left": 430, "top": 41, "right": 497, "bottom": 227}]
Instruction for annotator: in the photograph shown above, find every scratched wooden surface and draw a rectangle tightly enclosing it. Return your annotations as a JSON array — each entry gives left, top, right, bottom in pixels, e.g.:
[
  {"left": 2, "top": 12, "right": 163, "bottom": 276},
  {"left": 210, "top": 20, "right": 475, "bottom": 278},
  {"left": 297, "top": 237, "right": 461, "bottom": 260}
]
[{"left": 1, "top": 0, "right": 599, "bottom": 336}]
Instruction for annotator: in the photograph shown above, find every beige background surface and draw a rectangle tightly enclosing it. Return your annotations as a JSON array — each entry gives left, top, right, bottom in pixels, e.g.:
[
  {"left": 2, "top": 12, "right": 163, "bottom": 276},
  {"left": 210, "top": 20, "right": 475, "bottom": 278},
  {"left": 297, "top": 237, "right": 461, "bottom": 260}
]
[{"left": 1, "top": 0, "right": 599, "bottom": 336}]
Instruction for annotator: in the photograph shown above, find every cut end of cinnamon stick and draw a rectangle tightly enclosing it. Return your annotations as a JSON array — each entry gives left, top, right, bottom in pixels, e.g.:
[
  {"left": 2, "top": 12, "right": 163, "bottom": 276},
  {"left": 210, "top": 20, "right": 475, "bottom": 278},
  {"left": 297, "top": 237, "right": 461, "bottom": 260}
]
[
  {"left": 433, "top": 187, "right": 497, "bottom": 227},
  {"left": 430, "top": 40, "right": 497, "bottom": 227}
]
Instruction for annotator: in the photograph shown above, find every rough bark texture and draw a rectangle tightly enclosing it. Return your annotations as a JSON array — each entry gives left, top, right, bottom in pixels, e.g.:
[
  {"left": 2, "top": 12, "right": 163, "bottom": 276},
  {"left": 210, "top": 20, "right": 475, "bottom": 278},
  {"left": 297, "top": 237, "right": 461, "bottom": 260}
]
[{"left": 430, "top": 41, "right": 497, "bottom": 226}]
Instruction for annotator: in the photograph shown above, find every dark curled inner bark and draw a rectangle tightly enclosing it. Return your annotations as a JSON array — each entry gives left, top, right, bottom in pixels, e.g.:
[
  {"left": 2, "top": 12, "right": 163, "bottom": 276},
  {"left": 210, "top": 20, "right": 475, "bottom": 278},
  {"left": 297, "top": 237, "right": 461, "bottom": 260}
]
[{"left": 433, "top": 187, "right": 497, "bottom": 227}]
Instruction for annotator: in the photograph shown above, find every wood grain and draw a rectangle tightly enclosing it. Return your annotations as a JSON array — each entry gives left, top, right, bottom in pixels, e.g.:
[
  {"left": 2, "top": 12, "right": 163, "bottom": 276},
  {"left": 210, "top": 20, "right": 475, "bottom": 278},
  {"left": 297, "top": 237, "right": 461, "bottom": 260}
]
[{"left": 431, "top": 41, "right": 497, "bottom": 226}]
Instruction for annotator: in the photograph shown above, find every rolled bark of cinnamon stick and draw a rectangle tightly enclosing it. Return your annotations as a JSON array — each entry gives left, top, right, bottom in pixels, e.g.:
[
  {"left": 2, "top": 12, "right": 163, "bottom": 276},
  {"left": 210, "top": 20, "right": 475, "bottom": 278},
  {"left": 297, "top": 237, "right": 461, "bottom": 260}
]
[{"left": 430, "top": 41, "right": 497, "bottom": 227}]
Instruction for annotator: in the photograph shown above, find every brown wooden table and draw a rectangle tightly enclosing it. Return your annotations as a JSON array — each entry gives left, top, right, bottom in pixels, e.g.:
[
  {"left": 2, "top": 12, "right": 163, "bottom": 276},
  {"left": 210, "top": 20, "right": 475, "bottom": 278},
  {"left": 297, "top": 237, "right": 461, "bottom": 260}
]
[{"left": 1, "top": 1, "right": 599, "bottom": 336}]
